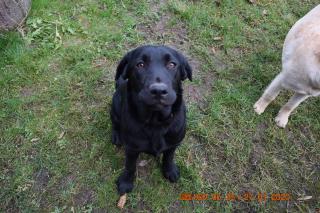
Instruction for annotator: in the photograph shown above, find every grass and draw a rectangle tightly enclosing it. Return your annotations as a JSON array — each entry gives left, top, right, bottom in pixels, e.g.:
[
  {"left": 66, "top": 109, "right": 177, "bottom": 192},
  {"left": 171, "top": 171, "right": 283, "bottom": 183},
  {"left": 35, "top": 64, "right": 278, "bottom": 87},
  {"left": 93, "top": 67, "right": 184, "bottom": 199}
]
[{"left": 1, "top": 0, "right": 319, "bottom": 212}]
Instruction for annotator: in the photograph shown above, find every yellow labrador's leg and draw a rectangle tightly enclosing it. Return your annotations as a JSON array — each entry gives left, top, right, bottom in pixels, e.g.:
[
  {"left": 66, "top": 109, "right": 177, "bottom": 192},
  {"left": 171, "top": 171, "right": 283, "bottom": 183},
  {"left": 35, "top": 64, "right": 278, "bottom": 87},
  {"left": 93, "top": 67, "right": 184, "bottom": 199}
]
[
  {"left": 275, "top": 93, "right": 309, "bottom": 128},
  {"left": 254, "top": 73, "right": 283, "bottom": 114}
]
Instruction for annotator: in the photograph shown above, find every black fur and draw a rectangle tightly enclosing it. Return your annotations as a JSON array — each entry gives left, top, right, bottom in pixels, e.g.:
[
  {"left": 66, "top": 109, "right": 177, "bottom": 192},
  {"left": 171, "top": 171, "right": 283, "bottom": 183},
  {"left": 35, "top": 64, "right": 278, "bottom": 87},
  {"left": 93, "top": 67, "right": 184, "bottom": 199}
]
[{"left": 110, "top": 45, "right": 192, "bottom": 195}]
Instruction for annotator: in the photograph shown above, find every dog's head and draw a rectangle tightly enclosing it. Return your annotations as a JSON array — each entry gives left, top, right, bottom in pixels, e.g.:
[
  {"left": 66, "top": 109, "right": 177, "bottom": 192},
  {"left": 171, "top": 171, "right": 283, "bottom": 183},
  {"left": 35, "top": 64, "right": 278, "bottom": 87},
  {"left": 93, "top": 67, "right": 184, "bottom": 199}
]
[{"left": 115, "top": 45, "right": 192, "bottom": 111}]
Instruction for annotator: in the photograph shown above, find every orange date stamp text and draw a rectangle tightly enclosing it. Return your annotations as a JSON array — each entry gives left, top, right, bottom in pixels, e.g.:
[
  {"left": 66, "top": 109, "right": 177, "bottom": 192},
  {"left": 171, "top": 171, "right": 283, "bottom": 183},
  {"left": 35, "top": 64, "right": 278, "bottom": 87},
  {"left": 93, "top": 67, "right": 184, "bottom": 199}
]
[{"left": 180, "top": 192, "right": 290, "bottom": 202}]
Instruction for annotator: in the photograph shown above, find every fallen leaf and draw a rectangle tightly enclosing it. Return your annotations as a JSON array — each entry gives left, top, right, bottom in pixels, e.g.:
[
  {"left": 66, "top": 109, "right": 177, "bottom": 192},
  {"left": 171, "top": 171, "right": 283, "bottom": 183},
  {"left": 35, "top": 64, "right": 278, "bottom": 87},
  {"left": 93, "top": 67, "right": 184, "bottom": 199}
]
[
  {"left": 58, "top": 131, "right": 65, "bottom": 140},
  {"left": 76, "top": 82, "right": 83, "bottom": 86},
  {"left": 297, "top": 196, "right": 312, "bottom": 201},
  {"left": 117, "top": 194, "right": 127, "bottom": 209},
  {"left": 213, "top": 36, "right": 222, "bottom": 41},
  {"left": 31, "top": 138, "right": 40, "bottom": 142},
  {"left": 262, "top": 9, "right": 268, "bottom": 16},
  {"left": 211, "top": 47, "right": 216, "bottom": 54},
  {"left": 138, "top": 160, "right": 148, "bottom": 167},
  {"left": 92, "top": 57, "right": 108, "bottom": 68}
]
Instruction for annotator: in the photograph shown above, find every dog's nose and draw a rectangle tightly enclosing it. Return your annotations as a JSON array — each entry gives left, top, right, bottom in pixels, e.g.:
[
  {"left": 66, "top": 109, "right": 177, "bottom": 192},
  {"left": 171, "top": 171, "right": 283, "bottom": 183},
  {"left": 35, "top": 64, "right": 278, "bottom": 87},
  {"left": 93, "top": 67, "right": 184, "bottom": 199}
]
[{"left": 150, "top": 83, "right": 168, "bottom": 97}]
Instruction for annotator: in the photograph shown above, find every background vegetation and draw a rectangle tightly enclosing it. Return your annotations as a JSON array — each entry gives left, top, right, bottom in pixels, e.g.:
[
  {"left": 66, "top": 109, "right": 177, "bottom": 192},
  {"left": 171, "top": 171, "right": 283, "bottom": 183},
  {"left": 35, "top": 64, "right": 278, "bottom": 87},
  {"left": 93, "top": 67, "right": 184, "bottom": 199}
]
[{"left": 1, "top": 0, "right": 319, "bottom": 212}]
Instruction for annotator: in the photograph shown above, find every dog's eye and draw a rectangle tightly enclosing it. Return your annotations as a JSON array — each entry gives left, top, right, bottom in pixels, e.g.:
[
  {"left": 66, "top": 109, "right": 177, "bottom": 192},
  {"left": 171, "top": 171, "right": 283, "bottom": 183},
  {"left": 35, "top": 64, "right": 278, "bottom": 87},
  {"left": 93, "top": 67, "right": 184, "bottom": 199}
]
[
  {"left": 136, "top": 62, "right": 145, "bottom": 68},
  {"left": 167, "top": 62, "right": 176, "bottom": 69}
]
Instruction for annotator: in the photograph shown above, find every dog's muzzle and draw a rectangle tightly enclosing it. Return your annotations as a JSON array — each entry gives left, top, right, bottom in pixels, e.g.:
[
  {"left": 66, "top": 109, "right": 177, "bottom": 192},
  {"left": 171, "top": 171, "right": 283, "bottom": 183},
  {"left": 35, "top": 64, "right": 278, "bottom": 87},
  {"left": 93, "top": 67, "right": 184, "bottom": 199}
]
[{"left": 149, "top": 83, "right": 168, "bottom": 99}]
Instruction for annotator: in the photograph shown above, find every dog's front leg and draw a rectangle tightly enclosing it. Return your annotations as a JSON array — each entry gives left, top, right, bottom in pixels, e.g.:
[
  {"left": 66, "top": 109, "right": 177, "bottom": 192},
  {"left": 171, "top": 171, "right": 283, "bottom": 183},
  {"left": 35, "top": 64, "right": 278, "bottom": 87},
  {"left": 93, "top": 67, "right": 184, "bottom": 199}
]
[
  {"left": 162, "top": 147, "right": 180, "bottom": 182},
  {"left": 254, "top": 73, "right": 283, "bottom": 114},
  {"left": 117, "top": 150, "right": 139, "bottom": 195}
]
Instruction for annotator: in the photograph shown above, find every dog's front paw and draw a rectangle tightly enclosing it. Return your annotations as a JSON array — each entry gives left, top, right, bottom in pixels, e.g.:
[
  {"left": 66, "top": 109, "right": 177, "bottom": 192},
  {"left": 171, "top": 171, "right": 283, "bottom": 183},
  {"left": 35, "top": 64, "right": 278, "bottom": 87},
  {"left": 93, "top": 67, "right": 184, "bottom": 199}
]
[
  {"left": 162, "top": 163, "right": 180, "bottom": 183},
  {"left": 254, "top": 99, "right": 267, "bottom": 115},
  {"left": 112, "top": 129, "right": 122, "bottom": 146},
  {"left": 275, "top": 114, "right": 288, "bottom": 128},
  {"left": 116, "top": 172, "right": 134, "bottom": 195}
]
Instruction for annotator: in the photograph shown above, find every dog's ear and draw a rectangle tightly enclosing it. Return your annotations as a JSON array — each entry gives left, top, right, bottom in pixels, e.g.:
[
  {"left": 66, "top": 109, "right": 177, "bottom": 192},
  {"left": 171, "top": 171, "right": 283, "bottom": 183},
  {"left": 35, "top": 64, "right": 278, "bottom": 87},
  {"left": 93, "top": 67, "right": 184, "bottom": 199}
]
[
  {"left": 115, "top": 51, "right": 132, "bottom": 81},
  {"left": 178, "top": 52, "right": 192, "bottom": 81}
]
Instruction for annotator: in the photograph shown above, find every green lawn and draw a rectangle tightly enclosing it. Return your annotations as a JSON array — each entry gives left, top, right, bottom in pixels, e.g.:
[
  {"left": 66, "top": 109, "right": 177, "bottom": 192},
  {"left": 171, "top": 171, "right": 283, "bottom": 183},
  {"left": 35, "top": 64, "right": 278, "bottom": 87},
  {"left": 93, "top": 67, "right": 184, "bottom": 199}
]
[{"left": 1, "top": 0, "right": 319, "bottom": 212}]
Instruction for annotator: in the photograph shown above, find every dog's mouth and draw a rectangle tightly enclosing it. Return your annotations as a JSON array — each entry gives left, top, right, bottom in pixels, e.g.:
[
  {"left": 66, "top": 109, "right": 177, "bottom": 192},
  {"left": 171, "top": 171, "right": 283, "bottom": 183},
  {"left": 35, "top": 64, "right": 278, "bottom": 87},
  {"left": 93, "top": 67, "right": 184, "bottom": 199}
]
[
  {"left": 156, "top": 98, "right": 168, "bottom": 105},
  {"left": 152, "top": 100, "right": 170, "bottom": 109},
  {"left": 146, "top": 99, "right": 171, "bottom": 110},
  {"left": 139, "top": 90, "right": 176, "bottom": 110}
]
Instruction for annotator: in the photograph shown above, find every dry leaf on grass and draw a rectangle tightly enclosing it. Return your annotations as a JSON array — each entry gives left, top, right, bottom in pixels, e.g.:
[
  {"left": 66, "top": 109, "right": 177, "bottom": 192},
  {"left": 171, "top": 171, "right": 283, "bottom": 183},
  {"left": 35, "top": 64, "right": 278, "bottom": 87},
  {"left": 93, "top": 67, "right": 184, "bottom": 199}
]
[
  {"left": 211, "top": 47, "right": 216, "bottom": 54},
  {"left": 262, "top": 9, "right": 268, "bottom": 16},
  {"left": 138, "top": 160, "right": 149, "bottom": 167},
  {"left": 297, "top": 196, "right": 312, "bottom": 201},
  {"left": 31, "top": 138, "right": 40, "bottom": 142},
  {"left": 213, "top": 36, "right": 223, "bottom": 41},
  {"left": 58, "top": 131, "right": 65, "bottom": 140},
  {"left": 117, "top": 194, "right": 127, "bottom": 209}
]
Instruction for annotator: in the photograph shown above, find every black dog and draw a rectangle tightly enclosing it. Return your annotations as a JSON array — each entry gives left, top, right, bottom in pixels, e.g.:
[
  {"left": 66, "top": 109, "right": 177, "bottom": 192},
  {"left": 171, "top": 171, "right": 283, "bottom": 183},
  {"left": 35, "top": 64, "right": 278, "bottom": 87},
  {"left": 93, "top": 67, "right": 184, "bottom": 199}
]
[{"left": 110, "top": 45, "right": 192, "bottom": 195}]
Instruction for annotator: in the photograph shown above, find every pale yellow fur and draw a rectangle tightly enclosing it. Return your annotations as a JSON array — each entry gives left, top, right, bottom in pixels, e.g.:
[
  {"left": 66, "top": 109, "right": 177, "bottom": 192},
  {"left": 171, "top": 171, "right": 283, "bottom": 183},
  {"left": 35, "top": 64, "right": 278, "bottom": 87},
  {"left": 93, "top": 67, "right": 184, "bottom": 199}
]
[{"left": 254, "top": 5, "right": 320, "bottom": 128}]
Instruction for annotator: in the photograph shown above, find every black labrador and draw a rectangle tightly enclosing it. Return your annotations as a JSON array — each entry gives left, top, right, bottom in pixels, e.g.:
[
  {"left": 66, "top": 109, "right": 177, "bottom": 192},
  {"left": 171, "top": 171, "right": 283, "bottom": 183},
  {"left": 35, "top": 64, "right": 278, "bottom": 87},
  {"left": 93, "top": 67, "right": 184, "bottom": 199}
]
[{"left": 110, "top": 45, "right": 192, "bottom": 195}]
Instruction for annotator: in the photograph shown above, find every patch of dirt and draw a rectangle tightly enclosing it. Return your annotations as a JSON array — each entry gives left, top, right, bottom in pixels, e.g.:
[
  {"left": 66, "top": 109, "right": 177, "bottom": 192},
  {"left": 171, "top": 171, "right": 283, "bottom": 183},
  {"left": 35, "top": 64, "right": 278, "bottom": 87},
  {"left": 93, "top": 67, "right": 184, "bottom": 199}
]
[
  {"left": 168, "top": 200, "right": 182, "bottom": 213},
  {"left": 63, "top": 38, "right": 84, "bottom": 48},
  {"left": 234, "top": 185, "right": 262, "bottom": 211},
  {"left": 59, "top": 174, "right": 77, "bottom": 190},
  {"left": 227, "top": 47, "right": 247, "bottom": 59},
  {"left": 78, "top": 15, "right": 90, "bottom": 30},
  {"left": 73, "top": 187, "right": 95, "bottom": 207},
  {"left": 92, "top": 57, "right": 111, "bottom": 69},
  {"left": 136, "top": 3, "right": 189, "bottom": 51},
  {"left": 135, "top": 200, "right": 153, "bottom": 212},
  {"left": 209, "top": 46, "right": 228, "bottom": 72},
  {"left": 20, "top": 86, "right": 33, "bottom": 97},
  {"left": 138, "top": 18, "right": 188, "bottom": 47},
  {"left": 252, "top": 122, "right": 268, "bottom": 143},
  {"left": 48, "top": 57, "right": 61, "bottom": 73},
  {"left": 233, "top": 201, "right": 259, "bottom": 213},
  {"left": 94, "top": 65, "right": 115, "bottom": 95},
  {"left": 250, "top": 143, "right": 265, "bottom": 166},
  {"left": 298, "top": 125, "right": 316, "bottom": 141},
  {"left": 244, "top": 142, "right": 265, "bottom": 180},
  {"left": 92, "top": 208, "right": 109, "bottom": 213},
  {"left": 3, "top": 198, "right": 19, "bottom": 213},
  {"left": 23, "top": 100, "right": 46, "bottom": 115},
  {"left": 93, "top": 57, "right": 116, "bottom": 95},
  {"left": 136, "top": 0, "right": 215, "bottom": 107},
  {"left": 136, "top": 154, "right": 156, "bottom": 179},
  {"left": 184, "top": 136, "right": 221, "bottom": 185},
  {"left": 184, "top": 67, "right": 214, "bottom": 108},
  {"left": 33, "top": 168, "right": 50, "bottom": 192},
  {"left": 93, "top": 72, "right": 115, "bottom": 110},
  {"left": 238, "top": 185, "right": 257, "bottom": 196}
]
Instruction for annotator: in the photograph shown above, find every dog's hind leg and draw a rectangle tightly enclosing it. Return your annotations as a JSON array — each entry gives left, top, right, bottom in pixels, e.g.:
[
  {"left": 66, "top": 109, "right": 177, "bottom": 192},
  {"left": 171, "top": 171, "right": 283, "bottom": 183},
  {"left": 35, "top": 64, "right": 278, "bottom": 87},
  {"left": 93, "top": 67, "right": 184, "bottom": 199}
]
[
  {"left": 275, "top": 93, "right": 309, "bottom": 128},
  {"left": 254, "top": 73, "right": 284, "bottom": 114}
]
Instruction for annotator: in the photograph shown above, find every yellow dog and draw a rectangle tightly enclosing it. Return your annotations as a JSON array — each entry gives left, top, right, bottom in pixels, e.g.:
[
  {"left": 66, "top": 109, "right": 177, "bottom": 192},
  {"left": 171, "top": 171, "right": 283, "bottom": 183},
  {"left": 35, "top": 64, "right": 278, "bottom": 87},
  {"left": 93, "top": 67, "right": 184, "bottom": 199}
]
[{"left": 254, "top": 5, "right": 320, "bottom": 128}]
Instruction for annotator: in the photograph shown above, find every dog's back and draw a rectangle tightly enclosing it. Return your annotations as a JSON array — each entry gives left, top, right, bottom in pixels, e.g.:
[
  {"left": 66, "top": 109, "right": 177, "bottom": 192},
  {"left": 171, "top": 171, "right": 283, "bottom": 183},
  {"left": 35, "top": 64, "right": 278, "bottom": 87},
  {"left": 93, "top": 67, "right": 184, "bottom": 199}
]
[{"left": 282, "top": 5, "right": 320, "bottom": 93}]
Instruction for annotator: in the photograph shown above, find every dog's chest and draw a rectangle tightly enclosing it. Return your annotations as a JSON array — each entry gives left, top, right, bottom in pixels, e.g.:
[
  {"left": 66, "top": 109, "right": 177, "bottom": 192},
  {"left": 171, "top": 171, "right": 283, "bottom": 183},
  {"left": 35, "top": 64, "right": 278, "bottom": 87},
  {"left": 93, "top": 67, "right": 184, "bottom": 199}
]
[
  {"left": 123, "top": 124, "right": 174, "bottom": 156},
  {"left": 142, "top": 127, "right": 169, "bottom": 156}
]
